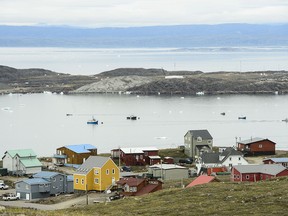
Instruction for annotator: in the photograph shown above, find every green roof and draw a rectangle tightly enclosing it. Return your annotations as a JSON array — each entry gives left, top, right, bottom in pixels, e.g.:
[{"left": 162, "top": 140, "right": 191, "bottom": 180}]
[
  {"left": 7, "top": 149, "right": 37, "bottom": 158},
  {"left": 20, "top": 158, "right": 42, "bottom": 168}
]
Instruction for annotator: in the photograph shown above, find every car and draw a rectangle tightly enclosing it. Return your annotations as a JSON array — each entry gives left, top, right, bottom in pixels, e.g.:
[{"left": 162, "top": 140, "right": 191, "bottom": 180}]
[
  {"left": 121, "top": 166, "right": 132, "bottom": 172},
  {"left": 0, "top": 183, "right": 9, "bottom": 190},
  {"left": 108, "top": 192, "right": 124, "bottom": 201},
  {"left": 179, "top": 158, "right": 193, "bottom": 164},
  {"left": 2, "top": 193, "right": 19, "bottom": 201}
]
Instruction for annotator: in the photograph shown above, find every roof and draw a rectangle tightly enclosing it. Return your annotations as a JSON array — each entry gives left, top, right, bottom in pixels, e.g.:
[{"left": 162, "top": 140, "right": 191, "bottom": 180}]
[
  {"left": 233, "top": 164, "right": 287, "bottom": 175},
  {"left": 220, "top": 147, "right": 245, "bottom": 163},
  {"left": 238, "top": 137, "right": 275, "bottom": 145},
  {"left": 117, "top": 177, "right": 145, "bottom": 186},
  {"left": 64, "top": 144, "right": 97, "bottom": 154},
  {"left": 201, "top": 152, "right": 220, "bottom": 164},
  {"left": 67, "top": 175, "right": 74, "bottom": 182},
  {"left": 20, "top": 178, "right": 51, "bottom": 185},
  {"left": 263, "top": 158, "right": 288, "bottom": 163},
  {"left": 186, "top": 130, "right": 213, "bottom": 139},
  {"left": 33, "top": 171, "right": 64, "bottom": 179},
  {"left": 186, "top": 175, "right": 216, "bottom": 188},
  {"left": 74, "top": 156, "right": 111, "bottom": 174},
  {"left": 121, "top": 147, "right": 158, "bottom": 154},
  {"left": 5, "top": 149, "right": 37, "bottom": 158},
  {"left": 148, "top": 156, "right": 161, "bottom": 159},
  {"left": 20, "top": 158, "right": 42, "bottom": 168},
  {"left": 149, "top": 164, "right": 187, "bottom": 170}
]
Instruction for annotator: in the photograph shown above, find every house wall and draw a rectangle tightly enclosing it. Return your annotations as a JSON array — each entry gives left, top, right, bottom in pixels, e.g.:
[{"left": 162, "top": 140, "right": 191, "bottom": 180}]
[
  {"left": 238, "top": 140, "right": 275, "bottom": 156},
  {"left": 23, "top": 166, "right": 42, "bottom": 175},
  {"left": 99, "top": 159, "right": 120, "bottom": 191},
  {"left": 122, "top": 153, "right": 145, "bottom": 166},
  {"left": 47, "top": 174, "right": 66, "bottom": 195},
  {"left": 163, "top": 168, "right": 189, "bottom": 180},
  {"left": 74, "top": 173, "right": 88, "bottom": 191},
  {"left": 57, "top": 147, "right": 96, "bottom": 165},
  {"left": 67, "top": 181, "right": 74, "bottom": 193},
  {"left": 222, "top": 155, "right": 249, "bottom": 168},
  {"left": 16, "top": 182, "right": 50, "bottom": 200},
  {"left": 2, "top": 154, "right": 13, "bottom": 171},
  {"left": 276, "top": 169, "right": 288, "bottom": 177}
]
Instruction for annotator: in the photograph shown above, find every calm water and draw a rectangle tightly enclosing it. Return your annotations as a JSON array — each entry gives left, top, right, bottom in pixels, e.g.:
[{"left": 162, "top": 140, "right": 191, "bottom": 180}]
[
  {"left": 0, "top": 47, "right": 288, "bottom": 75},
  {"left": 1, "top": 93, "right": 288, "bottom": 157}
]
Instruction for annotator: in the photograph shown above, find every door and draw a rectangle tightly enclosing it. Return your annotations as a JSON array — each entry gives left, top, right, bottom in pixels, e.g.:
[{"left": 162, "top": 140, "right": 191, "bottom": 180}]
[
  {"left": 26, "top": 193, "right": 30, "bottom": 200},
  {"left": 16, "top": 192, "right": 20, "bottom": 199}
]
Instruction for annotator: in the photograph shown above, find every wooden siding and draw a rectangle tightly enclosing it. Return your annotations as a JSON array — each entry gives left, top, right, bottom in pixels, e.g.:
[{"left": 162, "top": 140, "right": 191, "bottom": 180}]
[
  {"left": 237, "top": 140, "right": 275, "bottom": 156},
  {"left": 57, "top": 147, "right": 97, "bottom": 165}
]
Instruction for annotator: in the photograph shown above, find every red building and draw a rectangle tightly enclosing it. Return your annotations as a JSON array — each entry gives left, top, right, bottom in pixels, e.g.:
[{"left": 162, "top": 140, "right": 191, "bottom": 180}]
[
  {"left": 263, "top": 158, "right": 288, "bottom": 168},
  {"left": 116, "top": 177, "right": 162, "bottom": 196},
  {"left": 111, "top": 147, "right": 160, "bottom": 166},
  {"left": 231, "top": 164, "right": 288, "bottom": 182},
  {"left": 237, "top": 137, "right": 276, "bottom": 156}
]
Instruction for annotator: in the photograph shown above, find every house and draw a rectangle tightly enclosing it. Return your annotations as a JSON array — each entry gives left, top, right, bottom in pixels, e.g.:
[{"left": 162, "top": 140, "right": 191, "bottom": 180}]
[
  {"left": 116, "top": 177, "right": 162, "bottom": 196},
  {"left": 2, "top": 149, "right": 42, "bottom": 175},
  {"left": 199, "top": 147, "right": 249, "bottom": 168},
  {"left": 111, "top": 147, "right": 160, "bottom": 166},
  {"left": 163, "top": 157, "right": 174, "bottom": 164},
  {"left": 231, "top": 164, "right": 288, "bottom": 182},
  {"left": 184, "top": 130, "right": 213, "bottom": 158},
  {"left": 263, "top": 158, "right": 288, "bottom": 168},
  {"left": 15, "top": 171, "right": 73, "bottom": 200},
  {"left": 73, "top": 156, "right": 120, "bottom": 192},
  {"left": 186, "top": 175, "right": 218, "bottom": 188},
  {"left": 53, "top": 144, "right": 97, "bottom": 165},
  {"left": 148, "top": 164, "right": 189, "bottom": 180},
  {"left": 237, "top": 137, "right": 276, "bottom": 156}
]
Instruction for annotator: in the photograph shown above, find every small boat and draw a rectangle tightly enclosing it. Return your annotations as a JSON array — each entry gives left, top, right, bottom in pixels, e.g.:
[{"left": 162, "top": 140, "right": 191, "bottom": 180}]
[
  {"left": 220, "top": 112, "right": 226, "bottom": 116},
  {"left": 66, "top": 113, "right": 73, "bottom": 116},
  {"left": 238, "top": 116, "right": 246, "bottom": 120},
  {"left": 282, "top": 118, "right": 288, "bottom": 122},
  {"left": 87, "top": 117, "right": 98, "bottom": 125},
  {"left": 127, "top": 115, "right": 138, "bottom": 120}
]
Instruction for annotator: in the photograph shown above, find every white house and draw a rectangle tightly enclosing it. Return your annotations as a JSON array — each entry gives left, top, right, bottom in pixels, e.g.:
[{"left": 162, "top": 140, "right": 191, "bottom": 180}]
[
  {"left": 2, "top": 149, "right": 42, "bottom": 175},
  {"left": 199, "top": 147, "right": 249, "bottom": 169}
]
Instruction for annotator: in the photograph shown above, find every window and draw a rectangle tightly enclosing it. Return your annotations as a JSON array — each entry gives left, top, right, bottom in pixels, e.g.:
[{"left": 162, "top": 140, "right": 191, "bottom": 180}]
[
  {"left": 207, "top": 140, "right": 212, "bottom": 144},
  {"left": 94, "top": 178, "right": 99, "bottom": 184},
  {"left": 197, "top": 137, "right": 202, "bottom": 142},
  {"left": 259, "top": 144, "right": 262, "bottom": 148},
  {"left": 26, "top": 185, "right": 29, "bottom": 190},
  {"left": 76, "top": 178, "right": 79, "bottom": 184},
  {"left": 246, "top": 175, "right": 249, "bottom": 180},
  {"left": 94, "top": 169, "right": 99, "bottom": 175},
  {"left": 112, "top": 169, "right": 115, "bottom": 174},
  {"left": 81, "top": 179, "right": 84, "bottom": 185},
  {"left": 238, "top": 157, "right": 241, "bottom": 161},
  {"left": 106, "top": 169, "right": 109, "bottom": 175},
  {"left": 229, "top": 157, "right": 232, "bottom": 161},
  {"left": 60, "top": 177, "right": 63, "bottom": 181}
]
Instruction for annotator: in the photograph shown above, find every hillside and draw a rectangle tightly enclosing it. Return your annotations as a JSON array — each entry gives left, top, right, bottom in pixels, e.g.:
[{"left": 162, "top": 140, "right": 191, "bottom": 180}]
[{"left": 2, "top": 177, "right": 288, "bottom": 215}]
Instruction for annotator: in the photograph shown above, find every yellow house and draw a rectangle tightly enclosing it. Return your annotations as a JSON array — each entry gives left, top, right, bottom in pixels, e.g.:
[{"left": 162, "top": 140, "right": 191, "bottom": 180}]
[{"left": 73, "top": 156, "right": 120, "bottom": 192}]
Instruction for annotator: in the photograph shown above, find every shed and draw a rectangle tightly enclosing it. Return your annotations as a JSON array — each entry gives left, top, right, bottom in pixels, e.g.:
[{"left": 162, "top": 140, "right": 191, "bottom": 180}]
[{"left": 148, "top": 164, "right": 189, "bottom": 180}]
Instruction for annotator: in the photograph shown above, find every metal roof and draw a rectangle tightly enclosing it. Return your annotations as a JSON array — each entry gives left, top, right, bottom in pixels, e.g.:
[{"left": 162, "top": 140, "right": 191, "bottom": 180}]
[
  {"left": 233, "top": 164, "right": 286, "bottom": 175},
  {"left": 186, "top": 130, "right": 213, "bottom": 139},
  {"left": 148, "top": 156, "right": 161, "bottom": 159},
  {"left": 74, "top": 156, "right": 111, "bottom": 174},
  {"left": 121, "top": 147, "right": 158, "bottom": 154},
  {"left": 149, "top": 164, "right": 187, "bottom": 170},
  {"left": 33, "top": 171, "right": 64, "bottom": 179},
  {"left": 67, "top": 175, "right": 74, "bottom": 182},
  {"left": 201, "top": 152, "right": 220, "bottom": 164},
  {"left": 238, "top": 137, "right": 275, "bottom": 145},
  {"left": 65, "top": 144, "right": 97, "bottom": 154},
  {"left": 6, "top": 149, "right": 37, "bottom": 158},
  {"left": 20, "top": 158, "right": 42, "bottom": 168},
  {"left": 263, "top": 158, "right": 288, "bottom": 163},
  {"left": 21, "top": 178, "right": 50, "bottom": 185}
]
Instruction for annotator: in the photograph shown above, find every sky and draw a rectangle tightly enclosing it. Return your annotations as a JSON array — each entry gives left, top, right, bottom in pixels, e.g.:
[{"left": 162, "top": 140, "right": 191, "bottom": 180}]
[{"left": 0, "top": 0, "right": 288, "bottom": 27}]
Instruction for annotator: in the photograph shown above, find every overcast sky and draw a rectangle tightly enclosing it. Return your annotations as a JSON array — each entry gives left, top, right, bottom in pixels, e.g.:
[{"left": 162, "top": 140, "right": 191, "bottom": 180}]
[{"left": 1, "top": 0, "right": 287, "bottom": 27}]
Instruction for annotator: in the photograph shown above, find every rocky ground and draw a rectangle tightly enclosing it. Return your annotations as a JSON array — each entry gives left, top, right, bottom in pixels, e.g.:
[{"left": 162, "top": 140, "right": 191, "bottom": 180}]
[{"left": 1, "top": 65, "right": 288, "bottom": 95}]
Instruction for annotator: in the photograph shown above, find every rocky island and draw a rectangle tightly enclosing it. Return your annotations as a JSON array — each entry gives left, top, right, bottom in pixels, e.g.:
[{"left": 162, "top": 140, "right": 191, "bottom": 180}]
[{"left": 1, "top": 65, "right": 288, "bottom": 95}]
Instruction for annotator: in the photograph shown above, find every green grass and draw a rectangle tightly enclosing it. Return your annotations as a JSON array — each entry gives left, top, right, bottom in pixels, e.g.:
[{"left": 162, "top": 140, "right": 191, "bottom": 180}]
[
  {"left": 2, "top": 177, "right": 288, "bottom": 215},
  {"left": 159, "top": 148, "right": 186, "bottom": 158}
]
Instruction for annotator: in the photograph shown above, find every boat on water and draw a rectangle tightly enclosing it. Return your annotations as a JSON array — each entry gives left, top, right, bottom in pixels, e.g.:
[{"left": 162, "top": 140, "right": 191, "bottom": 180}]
[
  {"left": 127, "top": 115, "right": 138, "bottom": 120},
  {"left": 220, "top": 112, "right": 226, "bottom": 116},
  {"left": 238, "top": 116, "right": 246, "bottom": 120},
  {"left": 282, "top": 118, "right": 288, "bottom": 122},
  {"left": 87, "top": 117, "right": 98, "bottom": 125}
]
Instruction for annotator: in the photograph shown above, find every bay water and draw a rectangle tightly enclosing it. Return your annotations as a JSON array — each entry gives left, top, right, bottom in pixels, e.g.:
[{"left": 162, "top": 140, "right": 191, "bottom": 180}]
[{"left": 1, "top": 93, "right": 288, "bottom": 157}]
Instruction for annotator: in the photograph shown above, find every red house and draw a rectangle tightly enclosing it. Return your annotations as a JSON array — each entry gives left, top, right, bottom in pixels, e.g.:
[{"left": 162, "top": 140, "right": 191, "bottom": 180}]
[
  {"left": 237, "top": 137, "right": 276, "bottom": 156},
  {"left": 116, "top": 177, "right": 162, "bottom": 196},
  {"left": 231, "top": 164, "right": 288, "bottom": 182},
  {"left": 111, "top": 147, "right": 159, "bottom": 166},
  {"left": 263, "top": 158, "right": 288, "bottom": 168}
]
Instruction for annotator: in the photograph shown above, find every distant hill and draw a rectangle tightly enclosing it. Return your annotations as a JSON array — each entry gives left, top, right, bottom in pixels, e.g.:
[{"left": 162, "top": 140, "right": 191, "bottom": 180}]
[{"left": 0, "top": 23, "right": 288, "bottom": 47}]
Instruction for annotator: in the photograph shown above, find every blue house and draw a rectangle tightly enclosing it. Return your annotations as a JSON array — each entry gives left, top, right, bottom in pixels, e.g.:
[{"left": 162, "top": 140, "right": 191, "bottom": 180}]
[{"left": 16, "top": 171, "right": 74, "bottom": 200}]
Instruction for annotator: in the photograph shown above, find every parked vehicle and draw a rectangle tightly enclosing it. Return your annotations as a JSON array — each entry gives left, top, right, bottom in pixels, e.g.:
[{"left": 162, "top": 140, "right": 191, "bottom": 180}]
[
  {"left": 179, "top": 158, "right": 193, "bottom": 164},
  {"left": 0, "top": 183, "right": 9, "bottom": 190},
  {"left": 2, "top": 193, "right": 19, "bottom": 201},
  {"left": 109, "top": 192, "right": 124, "bottom": 201},
  {"left": 121, "top": 166, "right": 132, "bottom": 172}
]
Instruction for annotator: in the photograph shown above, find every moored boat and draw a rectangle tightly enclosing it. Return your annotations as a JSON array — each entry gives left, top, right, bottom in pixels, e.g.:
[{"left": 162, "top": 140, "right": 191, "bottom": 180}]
[{"left": 87, "top": 117, "right": 98, "bottom": 125}]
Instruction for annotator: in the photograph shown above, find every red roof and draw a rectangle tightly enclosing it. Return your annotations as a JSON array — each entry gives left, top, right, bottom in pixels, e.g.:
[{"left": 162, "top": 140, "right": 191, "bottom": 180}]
[
  {"left": 117, "top": 178, "right": 145, "bottom": 187},
  {"left": 186, "top": 175, "right": 216, "bottom": 188}
]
